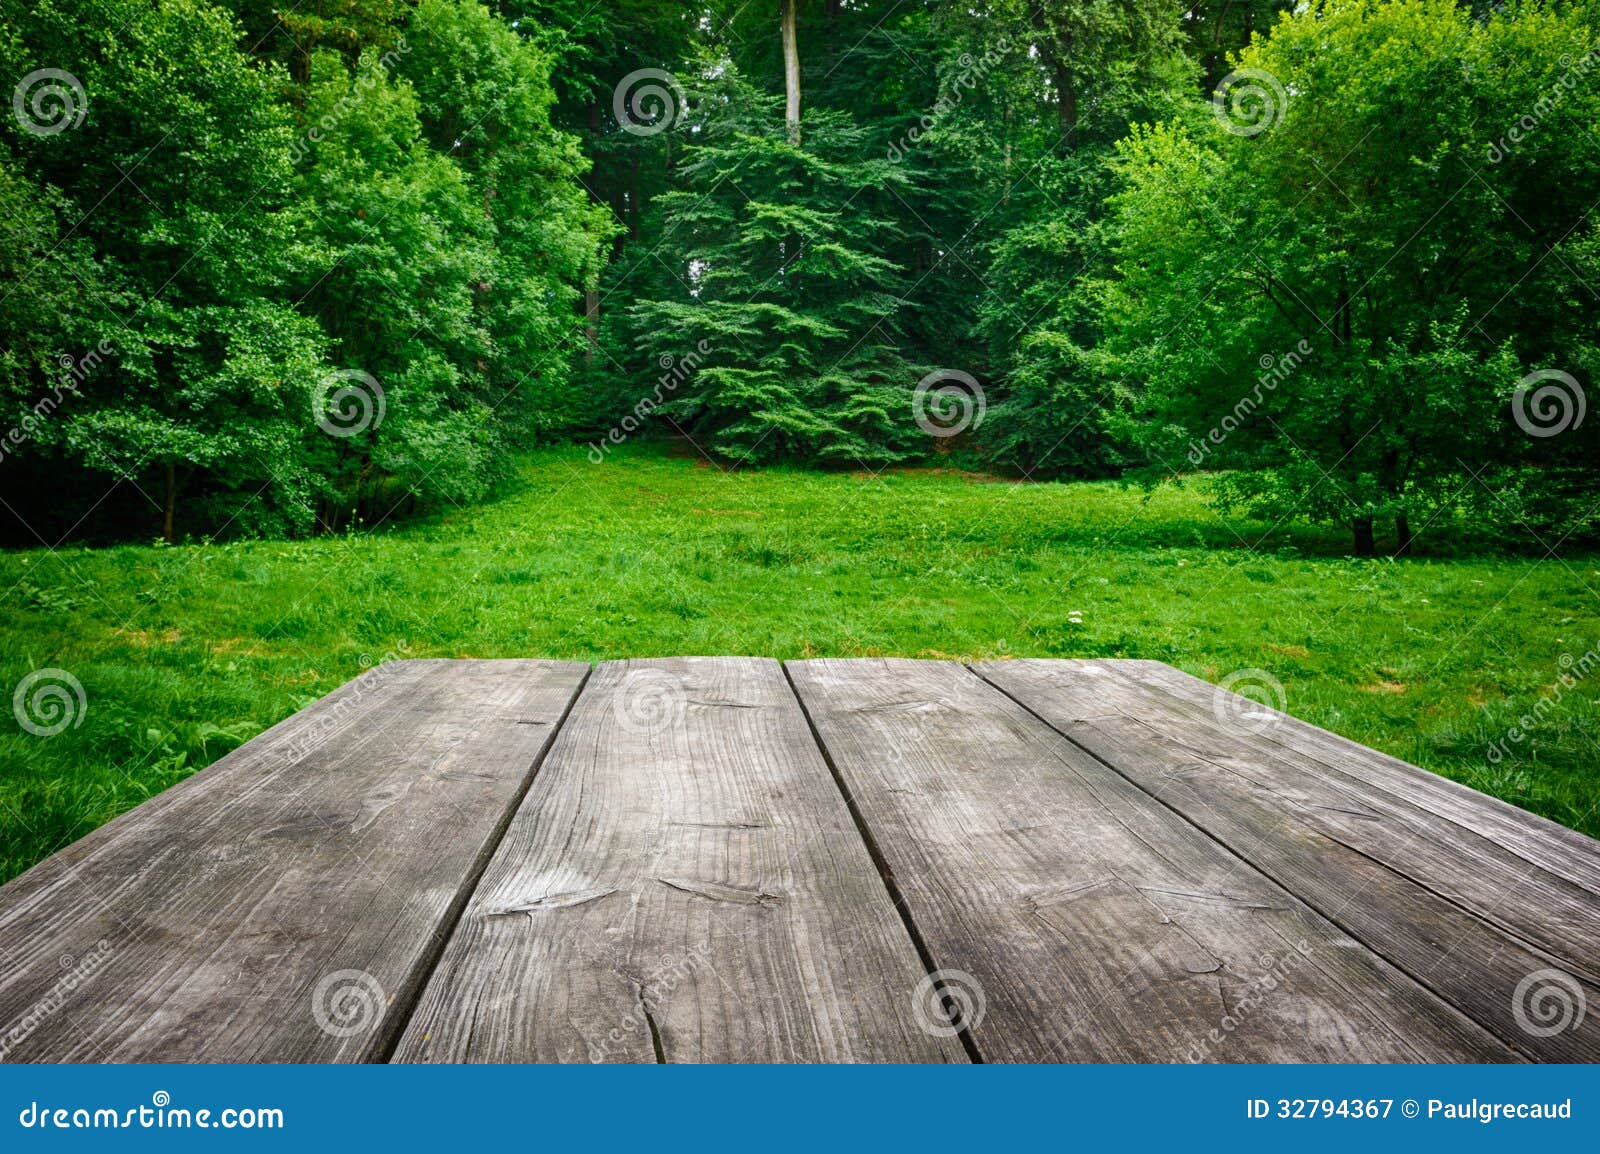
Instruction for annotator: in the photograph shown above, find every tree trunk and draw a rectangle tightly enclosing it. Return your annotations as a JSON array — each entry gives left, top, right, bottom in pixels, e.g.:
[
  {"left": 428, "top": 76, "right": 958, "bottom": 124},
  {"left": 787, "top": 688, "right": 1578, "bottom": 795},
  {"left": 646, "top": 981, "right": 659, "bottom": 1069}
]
[
  {"left": 1053, "top": 57, "right": 1077, "bottom": 148},
  {"left": 781, "top": 0, "right": 802, "bottom": 145},
  {"left": 1029, "top": 7, "right": 1076, "bottom": 149},
  {"left": 1394, "top": 514, "right": 1413, "bottom": 557},
  {"left": 162, "top": 463, "right": 177, "bottom": 544},
  {"left": 1352, "top": 517, "right": 1375, "bottom": 557},
  {"left": 1002, "top": 104, "right": 1012, "bottom": 202},
  {"left": 584, "top": 282, "right": 600, "bottom": 366}
]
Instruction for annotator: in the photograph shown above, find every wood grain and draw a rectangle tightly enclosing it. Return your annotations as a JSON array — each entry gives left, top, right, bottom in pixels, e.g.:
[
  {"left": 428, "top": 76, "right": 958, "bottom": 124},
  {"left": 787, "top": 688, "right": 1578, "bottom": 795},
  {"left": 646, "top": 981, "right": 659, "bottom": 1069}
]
[
  {"left": 393, "top": 657, "right": 964, "bottom": 1064},
  {"left": 0, "top": 659, "right": 587, "bottom": 1062},
  {"left": 975, "top": 658, "right": 1600, "bottom": 1062},
  {"left": 1076, "top": 660, "right": 1600, "bottom": 971},
  {"left": 1116, "top": 658, "right": 1600, "bottom": 896},
  {"left": 787, "top": 658, "right": 1513, "bottom": 1063}
]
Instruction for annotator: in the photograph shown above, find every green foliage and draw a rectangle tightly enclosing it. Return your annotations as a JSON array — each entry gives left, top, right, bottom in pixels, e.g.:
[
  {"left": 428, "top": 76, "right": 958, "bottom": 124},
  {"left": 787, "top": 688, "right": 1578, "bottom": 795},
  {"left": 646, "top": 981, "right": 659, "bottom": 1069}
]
[
  {"left": 5, "top": 0, "right": 1594, "bottom": 550},
  {"left": 1, "top": 0, "right": 328, "bottom": 537},
  {"left": 628, "top": 67, "right": 921, "bottom": 465},
  {"left": 1105, "top": 0, "right": 1600, "bottom": 552},
  {"left": 399, "top": 0, "right": 612, "bottom": 431},
  {"left": 0, "top": 0, "right": 608, "bottom": 541}
]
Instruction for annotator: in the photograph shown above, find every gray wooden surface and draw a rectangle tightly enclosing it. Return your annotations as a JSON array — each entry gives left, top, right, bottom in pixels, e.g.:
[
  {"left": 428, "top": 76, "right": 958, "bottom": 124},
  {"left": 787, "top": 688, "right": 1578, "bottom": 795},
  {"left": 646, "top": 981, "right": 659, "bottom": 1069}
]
[
  {"left": 974, "top": 659, "right": 1600, "bottom": 1063},
  {"left": 395, "top": 658, "right": 963, "bottom": 1063},
  {"left": 0, "top": 659, "right": 587, "bottom": 1062},
  {"left": 787, "top": 658, "right": 1513, "bottom": 1062},
  {"left": 2, "top": 657, "right": 1596, "bottom": 1063}
]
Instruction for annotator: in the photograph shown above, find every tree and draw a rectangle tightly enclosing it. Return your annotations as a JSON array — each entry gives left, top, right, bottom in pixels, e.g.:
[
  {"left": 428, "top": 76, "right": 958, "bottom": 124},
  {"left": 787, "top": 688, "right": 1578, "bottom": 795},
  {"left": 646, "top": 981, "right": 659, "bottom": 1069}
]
[
  {"left": 1105, "top": 0, "right": 1600, "bottom": 553},
  {"left": 627, "top": 63, "right": 920, "bottom": 465},
  {"left": 505, "top": 0, "right": 696, "bottom": 369},
  {"left": 2, "top": 0, "right": 329, "bottom": 541},
  {"left": 398, "top": 0, "right": 612, "bottom": 436},
  {"left": 782, "top": 0, "right": 802, "bottom": 144},
  {"left": 926, "top": 0, "right": 1193, "bottom": 477},
  {"left": 0, "top": 0, "right": 610, "bottom": 540}
]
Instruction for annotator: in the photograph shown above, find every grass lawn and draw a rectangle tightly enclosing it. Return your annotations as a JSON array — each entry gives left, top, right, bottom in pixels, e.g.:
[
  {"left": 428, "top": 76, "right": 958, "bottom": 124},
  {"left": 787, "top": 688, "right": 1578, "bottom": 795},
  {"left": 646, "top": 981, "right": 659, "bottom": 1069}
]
[{"left": 2, "top": 440, "right": 1597, "bottom": 881}]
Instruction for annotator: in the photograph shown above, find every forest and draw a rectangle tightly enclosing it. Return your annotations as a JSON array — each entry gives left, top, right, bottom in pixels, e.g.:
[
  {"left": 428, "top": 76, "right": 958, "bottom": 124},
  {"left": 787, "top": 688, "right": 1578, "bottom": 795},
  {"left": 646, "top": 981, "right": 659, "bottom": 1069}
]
[{"left": 2, "top": 0, "right": 1599, "bottom": 556}]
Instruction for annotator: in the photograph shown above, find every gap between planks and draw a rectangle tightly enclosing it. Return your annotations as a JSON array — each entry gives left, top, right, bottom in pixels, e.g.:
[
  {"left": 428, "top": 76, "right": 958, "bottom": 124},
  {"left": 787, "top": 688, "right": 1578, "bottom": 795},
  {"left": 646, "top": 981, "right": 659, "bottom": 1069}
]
[{"left": 369, "top": 664, "right": 593, "bottom": 1062}]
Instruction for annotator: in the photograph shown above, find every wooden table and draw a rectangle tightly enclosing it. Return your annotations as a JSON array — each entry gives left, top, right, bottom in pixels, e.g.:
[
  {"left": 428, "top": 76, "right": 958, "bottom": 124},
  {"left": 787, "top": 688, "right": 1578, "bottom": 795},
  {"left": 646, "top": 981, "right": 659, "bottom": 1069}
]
[{"left": 2, "top": 658, "right": 1596, "bottom": 1064}]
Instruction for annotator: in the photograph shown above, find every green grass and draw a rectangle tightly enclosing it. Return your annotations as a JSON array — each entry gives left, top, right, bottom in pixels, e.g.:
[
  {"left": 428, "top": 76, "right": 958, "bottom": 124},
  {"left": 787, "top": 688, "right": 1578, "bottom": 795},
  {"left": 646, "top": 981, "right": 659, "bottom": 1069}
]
[{"left": 3, "top": 441, "right": 1598, "bottom": 881}]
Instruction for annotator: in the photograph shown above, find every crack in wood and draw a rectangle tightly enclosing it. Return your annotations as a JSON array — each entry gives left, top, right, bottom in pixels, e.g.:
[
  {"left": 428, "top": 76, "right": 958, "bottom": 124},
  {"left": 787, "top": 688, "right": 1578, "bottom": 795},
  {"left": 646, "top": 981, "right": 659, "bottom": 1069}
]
[
  {"left": 487, "top": 888, "right": 620, "bottom": 918},
  {"left": 656, "top": 877, "right": 782, "bottom": 906}
]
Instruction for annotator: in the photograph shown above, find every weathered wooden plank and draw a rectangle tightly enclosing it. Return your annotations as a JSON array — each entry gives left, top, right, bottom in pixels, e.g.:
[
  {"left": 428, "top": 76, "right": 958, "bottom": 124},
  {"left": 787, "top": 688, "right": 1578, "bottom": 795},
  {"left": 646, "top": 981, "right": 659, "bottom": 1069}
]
[
  {"left": 394, "top": 657, "right": 964, "bottom": 1064},
  {"left": 787, "top": 658, "right": 1514, "bottom": 1063},
  {"left": 0, "top": 659, "right": 588, "bottom": 1063},
  {"left": 1057, "top": 660, "right": 1600, "bottom": 977},
  {"left": 1116, "top": 658, "right": 1600, "bottom": 897},
  {"left": 976, "top": 658, "right": 1600, "bottom": 1062}
]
